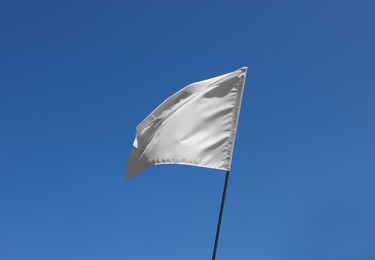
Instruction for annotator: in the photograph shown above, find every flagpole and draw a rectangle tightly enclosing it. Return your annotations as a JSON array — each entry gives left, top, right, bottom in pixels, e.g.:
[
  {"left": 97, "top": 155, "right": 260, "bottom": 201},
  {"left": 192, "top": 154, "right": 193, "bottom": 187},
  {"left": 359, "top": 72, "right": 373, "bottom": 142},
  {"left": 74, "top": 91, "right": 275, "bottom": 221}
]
[{"left": 212, "top": 170, "right": 230, "bottom": 260}]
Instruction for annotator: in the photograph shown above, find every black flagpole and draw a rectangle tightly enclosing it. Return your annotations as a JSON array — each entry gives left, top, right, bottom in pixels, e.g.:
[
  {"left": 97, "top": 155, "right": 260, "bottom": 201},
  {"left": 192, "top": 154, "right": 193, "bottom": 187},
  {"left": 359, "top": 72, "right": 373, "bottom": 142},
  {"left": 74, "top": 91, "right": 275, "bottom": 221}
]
[{"left": 212, "top": 170, "right": 230, "bottom": 260}]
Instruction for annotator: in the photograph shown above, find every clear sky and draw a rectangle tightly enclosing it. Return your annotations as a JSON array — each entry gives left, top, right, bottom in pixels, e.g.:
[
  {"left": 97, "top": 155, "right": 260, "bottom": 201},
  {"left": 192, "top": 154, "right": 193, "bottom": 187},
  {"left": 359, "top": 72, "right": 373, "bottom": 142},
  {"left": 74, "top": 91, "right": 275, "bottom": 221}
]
[{"left": 1, "top": 0, "right": 375, "bottom": 259}]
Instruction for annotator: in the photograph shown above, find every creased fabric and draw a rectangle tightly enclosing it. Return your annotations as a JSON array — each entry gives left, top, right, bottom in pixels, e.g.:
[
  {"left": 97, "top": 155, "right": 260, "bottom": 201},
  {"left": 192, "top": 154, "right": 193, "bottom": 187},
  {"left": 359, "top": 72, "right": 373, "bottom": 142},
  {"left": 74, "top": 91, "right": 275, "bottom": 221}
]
[{"left": 127, "top": 67, "right": 247, "bottom": 179}]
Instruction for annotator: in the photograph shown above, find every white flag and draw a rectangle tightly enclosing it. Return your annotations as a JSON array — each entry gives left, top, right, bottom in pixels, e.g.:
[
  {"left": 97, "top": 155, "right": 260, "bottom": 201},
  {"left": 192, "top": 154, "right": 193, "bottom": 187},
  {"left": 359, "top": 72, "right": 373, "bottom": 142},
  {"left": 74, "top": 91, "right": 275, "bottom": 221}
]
[{"left": 127, "top": 67, "right": 247, "bottom": 179}]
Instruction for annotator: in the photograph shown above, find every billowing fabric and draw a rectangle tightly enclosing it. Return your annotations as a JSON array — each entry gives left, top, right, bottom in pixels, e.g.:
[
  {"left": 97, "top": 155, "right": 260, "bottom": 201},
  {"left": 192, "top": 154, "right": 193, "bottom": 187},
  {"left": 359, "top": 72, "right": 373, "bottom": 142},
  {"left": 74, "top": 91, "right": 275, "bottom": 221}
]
[{"left": 127, "top": 67, "right": 247, "bottom": 179}]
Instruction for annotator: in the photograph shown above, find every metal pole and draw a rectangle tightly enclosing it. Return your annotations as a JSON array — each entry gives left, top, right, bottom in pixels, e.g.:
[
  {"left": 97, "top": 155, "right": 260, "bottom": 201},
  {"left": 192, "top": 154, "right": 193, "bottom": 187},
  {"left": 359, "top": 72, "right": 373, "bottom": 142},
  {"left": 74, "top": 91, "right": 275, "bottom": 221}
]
[{"left": 212, "top": 170, "right": 230, "bottom": 260}]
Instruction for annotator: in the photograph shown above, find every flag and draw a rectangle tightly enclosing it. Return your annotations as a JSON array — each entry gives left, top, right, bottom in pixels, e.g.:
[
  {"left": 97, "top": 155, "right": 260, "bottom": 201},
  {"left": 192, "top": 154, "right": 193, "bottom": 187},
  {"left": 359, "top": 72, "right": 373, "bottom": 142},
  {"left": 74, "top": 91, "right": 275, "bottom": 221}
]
[{"left": 127, "top": 67, "right": 247, "bottom": 179}]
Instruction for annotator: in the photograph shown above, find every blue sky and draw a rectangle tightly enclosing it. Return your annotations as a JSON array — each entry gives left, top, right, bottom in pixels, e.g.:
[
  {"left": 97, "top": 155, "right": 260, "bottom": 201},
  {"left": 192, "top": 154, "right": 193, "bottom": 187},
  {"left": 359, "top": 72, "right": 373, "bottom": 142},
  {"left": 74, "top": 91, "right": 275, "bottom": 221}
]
[{"left": 1, "top": 0, "right": 375, "bottom": 259}]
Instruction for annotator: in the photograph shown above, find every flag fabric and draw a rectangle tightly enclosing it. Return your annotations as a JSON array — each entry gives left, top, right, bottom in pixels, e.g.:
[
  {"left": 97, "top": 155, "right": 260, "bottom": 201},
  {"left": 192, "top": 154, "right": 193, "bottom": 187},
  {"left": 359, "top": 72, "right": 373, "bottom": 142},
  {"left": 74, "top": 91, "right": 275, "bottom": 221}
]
[{"left": 127, "top": 67, "right": 247, "bottom": 179}]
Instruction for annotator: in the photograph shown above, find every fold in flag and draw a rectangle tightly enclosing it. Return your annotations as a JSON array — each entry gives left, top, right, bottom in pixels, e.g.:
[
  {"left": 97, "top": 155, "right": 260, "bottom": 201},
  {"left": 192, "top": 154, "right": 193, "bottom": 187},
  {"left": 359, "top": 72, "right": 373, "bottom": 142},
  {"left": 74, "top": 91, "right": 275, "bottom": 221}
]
[{"left": 127, "top": 67, "right": 247, "bottom": 179}]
